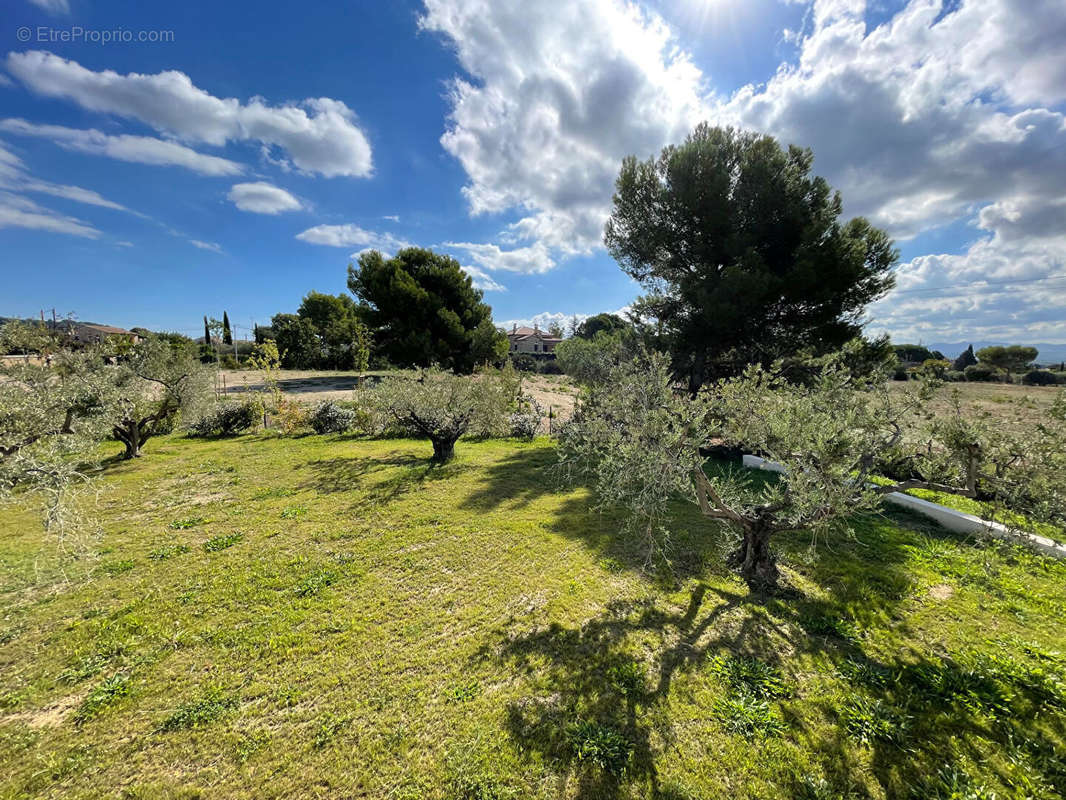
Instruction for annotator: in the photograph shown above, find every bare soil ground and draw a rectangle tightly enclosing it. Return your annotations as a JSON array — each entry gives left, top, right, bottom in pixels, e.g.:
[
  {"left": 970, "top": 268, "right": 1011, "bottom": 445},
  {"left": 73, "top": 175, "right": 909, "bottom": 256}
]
[{"left": 218, "top": 369, "right": 581, "bottom": 426}]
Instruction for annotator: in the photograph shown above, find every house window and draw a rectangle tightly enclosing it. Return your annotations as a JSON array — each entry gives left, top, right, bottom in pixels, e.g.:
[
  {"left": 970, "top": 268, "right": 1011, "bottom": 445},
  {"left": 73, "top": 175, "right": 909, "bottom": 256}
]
[{"left": 534, "top": 344, "right": 539, "bottom": 352}]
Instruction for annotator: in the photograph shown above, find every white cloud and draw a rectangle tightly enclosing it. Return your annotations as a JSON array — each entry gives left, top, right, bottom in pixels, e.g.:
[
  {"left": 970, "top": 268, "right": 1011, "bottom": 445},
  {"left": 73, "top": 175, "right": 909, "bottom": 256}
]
[
  {"left": 115, "top": 240, "right": 134, "bottom": 247},
  {"left": 26, "top": 0, "right": 70, "bottom": 14},
  {"left": 0, "top": 191, "right": 100, "bottom": 238},
  {"left": 227, "top": 181, "right": 301, "bottom": 214},
  {"left": 499, "top": 306, "right": 631, "bottom": 331},
  {"left": 6, "top": 51, "right": 373, "bottom": 178},
  {"left": 295, "top": 223, "right": 413, "bottom": 252},
  {"left": 420, "top": 0, "right": 707, "bottom": 256},
  {"left": 441, "top": 241, "right": 555, "bottom": 274},
  {"left": 21, "top": 180, "right": 128, "bottom": 211},
  {"left": 0, "top": 137, "right": 143, "bottom": 238},
  {"left": 382, "top": 214, "right": 400, "bottom": 222},
  {"left": 0, "top": 118, "right": 244, "bottom": 176},
  {"left": 190, "top": 239, "right": 223, "bottom": 253},
  {"left": 462, "top": 265, "right": 506, "bottom": 292}
]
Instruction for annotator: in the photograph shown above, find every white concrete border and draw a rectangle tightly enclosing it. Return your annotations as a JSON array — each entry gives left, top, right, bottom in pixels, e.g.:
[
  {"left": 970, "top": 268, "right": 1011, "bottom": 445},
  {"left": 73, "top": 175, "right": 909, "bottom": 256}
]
[{"left": 741, "top": 454, "right": 1066, "bottom": 559}]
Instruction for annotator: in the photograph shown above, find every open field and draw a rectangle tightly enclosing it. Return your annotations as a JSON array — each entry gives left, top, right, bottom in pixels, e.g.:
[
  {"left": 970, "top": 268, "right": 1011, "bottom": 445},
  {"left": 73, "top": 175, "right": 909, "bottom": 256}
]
[
  {"left": 220, "top": 369, "right": 580, "bottom": 424},
  {"left": 2, "top": 434, "right": 1065, "bottom": 799},
  {"left": 889, "top": 379, "right": 1063, "bottom": 433}
]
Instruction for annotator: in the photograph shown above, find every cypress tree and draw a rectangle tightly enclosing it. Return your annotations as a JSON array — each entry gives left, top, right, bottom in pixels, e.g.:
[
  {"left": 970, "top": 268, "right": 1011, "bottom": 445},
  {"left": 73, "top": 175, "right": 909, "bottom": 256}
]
[{"left": 222, "top": 312, "right": 233, "bottom": 346}]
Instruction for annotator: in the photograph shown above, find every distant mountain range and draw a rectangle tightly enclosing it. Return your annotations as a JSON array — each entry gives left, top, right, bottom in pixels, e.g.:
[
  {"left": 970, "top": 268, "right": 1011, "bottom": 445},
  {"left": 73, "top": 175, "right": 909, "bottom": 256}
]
[{"left": 926, "top": 342, "right": 1066, "bottom": 366}]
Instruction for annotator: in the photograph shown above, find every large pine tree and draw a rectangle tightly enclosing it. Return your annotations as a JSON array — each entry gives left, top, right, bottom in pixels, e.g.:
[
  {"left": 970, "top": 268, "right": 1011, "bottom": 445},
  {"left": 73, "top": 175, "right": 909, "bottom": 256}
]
[{"left": 605, "top": 124, "right": 898, "bottom": 390}]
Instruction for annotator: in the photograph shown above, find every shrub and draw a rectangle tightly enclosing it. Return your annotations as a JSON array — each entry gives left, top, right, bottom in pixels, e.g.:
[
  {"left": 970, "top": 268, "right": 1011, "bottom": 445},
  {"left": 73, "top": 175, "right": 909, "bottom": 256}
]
[
  {"left": 509, "top": 353, "right": 538, "bottom": 372},
  {"left": 538, "top": 359, "right": 563, "bottom": 375},
  {"left": 188, "top": 399, "right": 261, "bottom": 437},
  {"left": 964, "top": 364, "right": 997, "bottom": 382},
  {"left": 468, "top": 364, "right": 522, "bottom": 438},
  {"left": 1023, "top": 370, "right": 1057, "bottom": 386},
  {"left": 945, "top": 370, "right": 966, "bottom": 382},
  {"left": 308, "top": 400, "right": 356, "bottom": 434},
  {"left": 509, "top": 394, "right": 544, "bottom": 439},
  {"left": 344, "top": 390, "right": 394, "bottom": 436},
  {"left": 273, "top": 396, "right": 308, "bottom": 434},
  {"left": 892, "top": 365, "right": 909, "bottom": 381}
]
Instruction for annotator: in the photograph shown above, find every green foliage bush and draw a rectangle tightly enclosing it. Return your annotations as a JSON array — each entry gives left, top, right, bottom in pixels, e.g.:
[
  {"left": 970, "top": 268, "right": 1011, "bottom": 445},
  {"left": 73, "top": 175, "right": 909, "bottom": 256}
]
[
  {"left": 944, "top": 370, "right": 967, "bottom": 382},
  {"left": 554, "top": 331, "right": 631, "bottom": 384},
  {"left": 964, "top": 364, "right": 997, "bottom": 382},
  {"left": 187, "top": 399, "right": 262, "bottom": 437},
  {"left": 1023, "top": 369, "right": 1057, "bottom": 386},
  {"left": 509, "top": 353, "right": 537, "bottom": 372},
  {"left": 308, "top": 400, "right": 356, "bottom": 434}
]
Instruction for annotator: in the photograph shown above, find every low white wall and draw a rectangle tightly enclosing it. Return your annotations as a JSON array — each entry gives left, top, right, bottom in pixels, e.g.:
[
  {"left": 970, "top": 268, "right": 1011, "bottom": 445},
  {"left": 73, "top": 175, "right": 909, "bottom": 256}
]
[{"left": 740, "top": 454, "right": 1066, "bottom": 558}]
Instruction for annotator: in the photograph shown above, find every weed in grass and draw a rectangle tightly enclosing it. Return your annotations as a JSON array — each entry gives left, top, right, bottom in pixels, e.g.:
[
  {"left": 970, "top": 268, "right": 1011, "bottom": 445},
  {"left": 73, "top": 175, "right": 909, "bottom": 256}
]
[
  {"left": 607, "top": 660, "right": 646, "bottom": 699},
  {"left": 800, "top": 613, "right": 860, "bottom": 644},
  {"left": 449, "top": 769, "right": 517, "bottom": 800},
  {"left": 293, "top": 569, "right": 336, "bottom": 597},
  {"left": 709, "top": 655, "right": 790, "bottom": 699},
  {"left": 448, "top": 681, "right": 481, "bottom": 702},
  {"left": 250, "top": 487, "right": 296, "bottom": 500},
  {"left": 59, "top": 652, "right": 111, "bottom": 684},
  {"left": 280, "top": 506, "right": 307, "bottom": 519},
  {"left": 233, "top": 730, "right": 270, "bottom": 764},
  {"left": 76, "top": 673, "right": 131, "bottom": 721},
  {"left": 312, "top": 713, "right": 348, "bottom": 749},
  {"left": 0, "top": 625, "right": 24, "bottom": 645},
  {"left": 836, "top": 657, "right": 891, "bottom": 689},
  {"left": 713, "top": 693, "right": 786, "bottom": 738},
  {"left": 203, "top": 532, "right": 243, "bottom": 552},
  {"left": 169, "top": 517, "right": 205, "bottom": 530},
  {"left": 148, "top": 543, "right": 191, "bottom": 560},
  {"left": 272, "top": 684, "right": 302, "bottom": 708},
  {"left": 909, "top": 765, "right": 998, "bottom": 799},
  {"left": 566, "top": 720, "right": 633, "bottom": 776},
  {"left": 99, "top": 559, "right": 135, "bottom": 575},
  {"left": 796, "top": 775, "right": 861, "bottom": 800},
  {"left": 160, "top": 686, "right": 238, "bottom": 731},
  {"left": 840, "top": 694, "right": 909, "bottom": 747},
  {"left": 0, "top": 687, "right": 29, "bottom": 710}
]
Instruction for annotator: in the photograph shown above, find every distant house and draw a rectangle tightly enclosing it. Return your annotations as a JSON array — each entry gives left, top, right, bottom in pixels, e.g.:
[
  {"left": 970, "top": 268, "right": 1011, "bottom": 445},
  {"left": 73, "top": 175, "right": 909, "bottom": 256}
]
[
  {"left": 71, "top": 323, "right": 142, "bottom": 346},
  {"left": 506, "top": 324, "right": 562, "bottom": 357}
]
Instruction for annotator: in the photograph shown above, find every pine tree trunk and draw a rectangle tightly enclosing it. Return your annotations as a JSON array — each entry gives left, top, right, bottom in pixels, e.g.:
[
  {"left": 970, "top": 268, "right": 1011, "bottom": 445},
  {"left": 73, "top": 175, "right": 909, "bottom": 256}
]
[{"left": 729, "top": 522, "right": 779, "bottom": 590}]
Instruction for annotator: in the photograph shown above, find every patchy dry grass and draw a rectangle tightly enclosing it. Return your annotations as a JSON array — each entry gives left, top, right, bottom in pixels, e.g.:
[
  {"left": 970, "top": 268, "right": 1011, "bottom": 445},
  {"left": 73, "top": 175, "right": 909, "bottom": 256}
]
[{"left": 1, "top": 433, "right": 1064, "bottom": 798}]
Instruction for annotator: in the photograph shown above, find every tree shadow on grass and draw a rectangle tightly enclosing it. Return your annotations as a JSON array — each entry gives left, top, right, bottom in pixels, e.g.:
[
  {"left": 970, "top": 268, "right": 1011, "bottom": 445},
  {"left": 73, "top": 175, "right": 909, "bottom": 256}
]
[
  {"left": 303, "top": 450, "right": 472, "bottom": 508},
  {"left": 458, "top": 445, "right": 561, "bottom": 512},
  {"left": 483, "top": 583, "right": 754, "bottom": 798}
]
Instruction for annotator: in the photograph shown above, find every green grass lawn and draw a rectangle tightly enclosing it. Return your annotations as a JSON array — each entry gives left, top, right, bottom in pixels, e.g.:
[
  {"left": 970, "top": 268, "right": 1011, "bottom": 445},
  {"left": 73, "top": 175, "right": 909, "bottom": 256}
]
[{"left": 1, "top": 434, "right": 1064, "bottom": 799}]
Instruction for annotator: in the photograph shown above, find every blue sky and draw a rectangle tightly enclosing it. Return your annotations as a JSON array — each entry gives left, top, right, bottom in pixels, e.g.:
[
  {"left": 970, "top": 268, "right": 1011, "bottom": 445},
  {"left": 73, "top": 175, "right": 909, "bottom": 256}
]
[{"left": 2, "top": 0, "right": 1065, "bottom": 345}]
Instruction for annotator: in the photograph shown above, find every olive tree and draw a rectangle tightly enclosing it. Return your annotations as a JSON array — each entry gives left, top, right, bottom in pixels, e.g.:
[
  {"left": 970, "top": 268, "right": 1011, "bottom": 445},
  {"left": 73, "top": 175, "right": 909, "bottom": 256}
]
[
  {"left": 0, "top": 336, "right": 113, "bottom": 530},
  {"left": 558, "top": 347, "right": 1065, "bottom": 589},
  {"left": 375, "top": 369, "right": 482, "bottom": 462},
  {"left": 109, "top": 339, "right": 210, "bottom": 459}
]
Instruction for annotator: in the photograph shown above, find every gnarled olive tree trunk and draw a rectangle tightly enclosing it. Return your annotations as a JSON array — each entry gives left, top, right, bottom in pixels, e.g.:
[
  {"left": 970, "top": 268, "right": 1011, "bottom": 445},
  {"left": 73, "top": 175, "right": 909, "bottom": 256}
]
[
  {"left": 430, "top": 434, "right": 459, "bottom": 463},
  {"left": 728, "top": 520, "right": 779, "bottom": 590}
]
